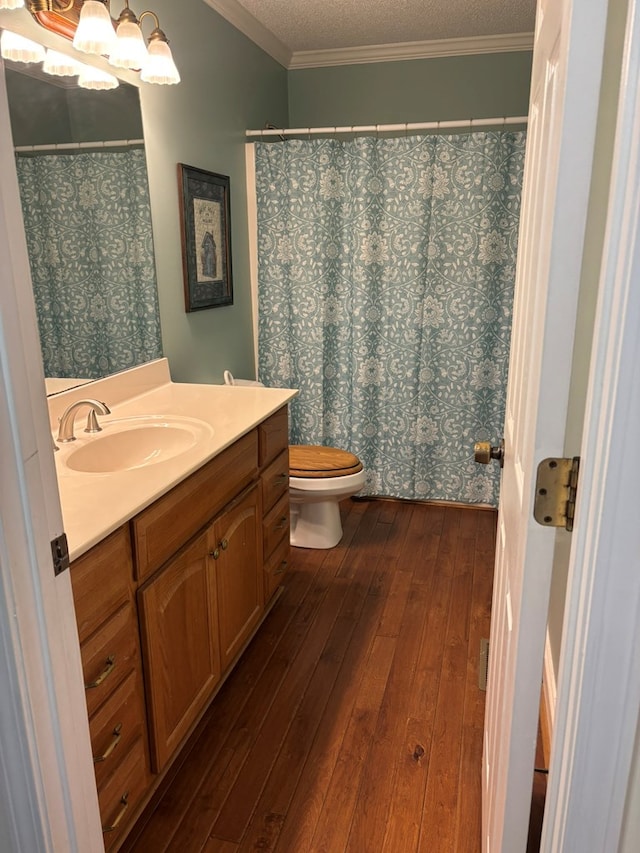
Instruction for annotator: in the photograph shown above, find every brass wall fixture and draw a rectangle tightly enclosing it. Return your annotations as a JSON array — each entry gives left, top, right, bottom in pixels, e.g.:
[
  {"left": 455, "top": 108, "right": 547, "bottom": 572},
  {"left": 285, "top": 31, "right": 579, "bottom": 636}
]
[{"left": 0, "top": 0, "right": 179, "bottom": 85}]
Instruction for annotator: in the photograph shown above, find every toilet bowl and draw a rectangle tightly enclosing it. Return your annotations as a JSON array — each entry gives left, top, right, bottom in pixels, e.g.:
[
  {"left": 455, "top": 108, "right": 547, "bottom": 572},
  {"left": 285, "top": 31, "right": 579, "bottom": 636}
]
[
  {"left": 222, "top": 372, "right": 365, "bottom": 549},
  {"left": 289, "top": 445, "right": 365, "bottom": 549}
]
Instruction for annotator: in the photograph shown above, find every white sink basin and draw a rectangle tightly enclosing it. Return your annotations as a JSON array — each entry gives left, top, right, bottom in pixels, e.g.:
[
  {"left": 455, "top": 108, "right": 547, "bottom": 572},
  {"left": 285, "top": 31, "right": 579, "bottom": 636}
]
[{"left": 63, "top": 417, "right": 213, "bottom": 473}]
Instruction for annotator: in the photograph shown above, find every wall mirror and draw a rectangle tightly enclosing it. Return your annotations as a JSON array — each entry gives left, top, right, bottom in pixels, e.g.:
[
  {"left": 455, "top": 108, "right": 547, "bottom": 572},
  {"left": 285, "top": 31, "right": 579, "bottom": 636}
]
[{"left": 3, "top": 48, "right": 162, "bottom": 395}]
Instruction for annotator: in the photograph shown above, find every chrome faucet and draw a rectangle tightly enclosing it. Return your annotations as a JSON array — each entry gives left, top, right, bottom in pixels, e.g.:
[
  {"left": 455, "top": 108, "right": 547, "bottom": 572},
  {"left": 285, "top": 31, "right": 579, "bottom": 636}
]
[{"left": 57, "top": 399, "right": 111, "bottom": 443}]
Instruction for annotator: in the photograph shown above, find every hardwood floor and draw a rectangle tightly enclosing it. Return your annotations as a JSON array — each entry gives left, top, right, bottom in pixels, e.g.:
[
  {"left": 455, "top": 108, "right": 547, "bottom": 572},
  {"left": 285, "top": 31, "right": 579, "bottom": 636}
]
[{"left": 123, "top": 498, "right": 496, "bottom": 853}]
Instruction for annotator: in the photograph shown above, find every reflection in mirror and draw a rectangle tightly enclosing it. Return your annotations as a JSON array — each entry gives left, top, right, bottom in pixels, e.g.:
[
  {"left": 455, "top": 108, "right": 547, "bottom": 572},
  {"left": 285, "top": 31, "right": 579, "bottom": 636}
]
[{"left": 4, "top": 57, "right": 162, "bottom": 393}]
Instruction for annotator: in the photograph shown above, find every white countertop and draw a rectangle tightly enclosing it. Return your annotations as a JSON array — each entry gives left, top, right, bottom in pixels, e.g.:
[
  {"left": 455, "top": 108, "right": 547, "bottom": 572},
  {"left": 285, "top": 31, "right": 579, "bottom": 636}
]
[{"left": 50, "top": 360, "right": 297, "bottom": 561}]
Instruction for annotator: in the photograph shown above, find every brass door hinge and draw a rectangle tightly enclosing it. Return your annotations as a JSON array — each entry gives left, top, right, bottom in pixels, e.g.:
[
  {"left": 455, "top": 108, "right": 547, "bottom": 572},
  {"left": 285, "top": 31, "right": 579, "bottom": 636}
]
[
  {"left": 533, "top": 457, "right": 580, "bottom": 532},
  {"left": 51, "top": 533, "right": 70, "bottom": 576}
]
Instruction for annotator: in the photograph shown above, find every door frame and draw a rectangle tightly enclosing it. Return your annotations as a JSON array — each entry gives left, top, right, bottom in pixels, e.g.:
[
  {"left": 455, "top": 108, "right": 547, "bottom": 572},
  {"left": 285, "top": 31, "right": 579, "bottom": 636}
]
[
  {"left": 0, "top": 59, "right": 103, "bottom": 851},
  {"left": 541, "top": 0, "right": 640, "bottom": 846}
]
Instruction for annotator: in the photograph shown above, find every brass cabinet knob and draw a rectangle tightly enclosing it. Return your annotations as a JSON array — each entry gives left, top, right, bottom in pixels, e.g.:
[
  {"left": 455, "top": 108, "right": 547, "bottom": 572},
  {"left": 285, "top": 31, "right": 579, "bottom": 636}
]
[
  {"left": 209, "top": 548, "right": 220, "bottom": 560},
  {"left": 474, "top": 439, "right": 505, "bottom": 467},
  {"left": 220, "top": 538, "right": 229, "bottom": 551}
]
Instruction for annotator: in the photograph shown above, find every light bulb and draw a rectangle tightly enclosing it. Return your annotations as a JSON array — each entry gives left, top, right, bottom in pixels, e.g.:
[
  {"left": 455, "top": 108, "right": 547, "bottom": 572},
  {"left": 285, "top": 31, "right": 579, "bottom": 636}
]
[
  {"left": 43, "top": 49, "right": 80, "bottom": 77},
  {"left": 140, "top": 38, "right": 180, "bottom": 85},
  {"left": 73, "top": 1, "right": 117, "bottom": 57},
  {"left": 0, "top": 30, "right": 46, "bottom": 63},
  {"left": 109, "top": 19, "right": 148, "bottom": 69},
  {"left": 77, "top": 63, "right": 119, "bottom": 90}
]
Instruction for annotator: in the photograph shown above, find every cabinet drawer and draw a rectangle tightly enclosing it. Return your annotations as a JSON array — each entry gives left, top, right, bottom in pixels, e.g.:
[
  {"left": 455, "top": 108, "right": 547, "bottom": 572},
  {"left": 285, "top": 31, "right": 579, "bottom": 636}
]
[
  {"left": 99, "top": 736, "right": 149, "bottom": 851},
  {"left": 258, "top": 406, "right": 289, "bottom": 467},
  {"left": 82, "top": 603, "right": 139, "bottom": 718},
  {"left": 133, "top": 430, "right": 258, "bottom": 581},
  {"left": 262, "top": 491, "right": 290, "bottom": 561},
  {"left": 71, "top": 527, "right": 133, "bottom": 644},
  {"left": 261, "top": 448, "right": 289, "bottom": 515},
  {"left": 264, "top": 536, "right": 290, "bottom": 602},
  {"left": 91, "top": 668, "right": 147, "bottom": 790}
]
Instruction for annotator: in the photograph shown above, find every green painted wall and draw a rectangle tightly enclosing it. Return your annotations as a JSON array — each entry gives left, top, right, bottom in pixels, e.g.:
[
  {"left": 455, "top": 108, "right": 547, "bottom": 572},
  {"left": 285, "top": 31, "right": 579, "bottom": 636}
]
[
  {"left": 5, "top": 69, "right": 142, "bottom": 145},
  {"left": 288, "top": 52, "right": 532, "bottom": 127},
  {"left": 140, "top": 0, "right": 288, "bottom": 384}
]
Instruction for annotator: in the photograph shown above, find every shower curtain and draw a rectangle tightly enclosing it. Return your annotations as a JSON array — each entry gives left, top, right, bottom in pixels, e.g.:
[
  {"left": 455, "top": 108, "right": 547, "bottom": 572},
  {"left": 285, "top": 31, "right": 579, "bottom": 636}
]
[
  {"left": 254, "top": 132, "right": 526, "bottom": 506},
  {"left": 16, "top": 147, "right": 162, "bottom": 380}
]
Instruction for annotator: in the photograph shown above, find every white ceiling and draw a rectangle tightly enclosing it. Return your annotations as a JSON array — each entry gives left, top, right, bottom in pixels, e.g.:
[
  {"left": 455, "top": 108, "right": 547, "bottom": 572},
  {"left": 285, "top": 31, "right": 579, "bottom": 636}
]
[{"left": 203, "top": 0, "right": 536, "bottom": 68}]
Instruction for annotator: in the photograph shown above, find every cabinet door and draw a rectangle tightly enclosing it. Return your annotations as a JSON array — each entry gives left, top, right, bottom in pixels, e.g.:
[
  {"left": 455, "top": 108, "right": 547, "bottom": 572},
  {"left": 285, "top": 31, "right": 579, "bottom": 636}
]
[
  {"left": 213, "top": 484, "right": 263, "bottom": 672},
  {"left": 138, "top": 529, "right": 220, "bottom": 771}
]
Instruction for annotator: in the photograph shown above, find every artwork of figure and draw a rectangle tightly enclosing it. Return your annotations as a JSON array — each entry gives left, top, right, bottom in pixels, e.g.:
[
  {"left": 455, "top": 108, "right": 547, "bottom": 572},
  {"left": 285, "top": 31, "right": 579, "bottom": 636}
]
[
  {"left": 201, "top": 230, "right": 217, "bottom": 278},
  {"left": 193, "top": 196, "right": 222, "bottom": 282}
]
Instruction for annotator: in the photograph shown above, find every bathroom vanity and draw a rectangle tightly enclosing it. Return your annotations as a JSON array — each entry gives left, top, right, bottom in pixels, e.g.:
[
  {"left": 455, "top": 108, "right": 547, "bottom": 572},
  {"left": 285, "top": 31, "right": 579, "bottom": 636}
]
[{"left": 49, "top": 360, "right": 295, "bottom": 850}]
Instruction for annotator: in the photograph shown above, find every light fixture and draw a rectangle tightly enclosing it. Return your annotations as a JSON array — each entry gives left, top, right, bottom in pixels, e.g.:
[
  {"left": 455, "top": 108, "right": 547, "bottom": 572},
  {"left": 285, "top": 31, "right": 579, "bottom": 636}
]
[
  {"left": 108, "top": 0, "right": 146, "bottom": 69},
  {"left": 73, "top": 0, "right": 117, "bottom": 56},
  {"left": 139, "top": 14, "right": 179, "bottom": 85},
  {"left": 77, "top": 60, "right": 118, "bottom": 89},
  {"left": 42, "top": 47, "right": 79, "bottom": 76},
  {"left": 0, "top": 29, "right": 46, "bottom": 62},
  {"left": 2, "top": 2, "right": 179, "bottom": 85}
]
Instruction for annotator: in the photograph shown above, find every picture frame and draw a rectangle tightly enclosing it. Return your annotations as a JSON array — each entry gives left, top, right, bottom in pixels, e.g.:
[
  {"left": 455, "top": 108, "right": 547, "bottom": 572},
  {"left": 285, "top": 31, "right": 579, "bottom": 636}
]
[{"left": 178, "top": 164, "right": 233, "bottom": 311}]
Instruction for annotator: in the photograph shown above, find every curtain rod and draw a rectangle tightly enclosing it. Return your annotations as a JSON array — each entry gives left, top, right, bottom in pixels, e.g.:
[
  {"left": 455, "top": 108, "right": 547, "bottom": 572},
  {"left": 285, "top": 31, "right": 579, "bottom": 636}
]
[
  {"left": 14, "top": 139, "right": 144, "bottom": 153},
  {"left": 246, "top": 116, "right": 528, "bottom": 138}
]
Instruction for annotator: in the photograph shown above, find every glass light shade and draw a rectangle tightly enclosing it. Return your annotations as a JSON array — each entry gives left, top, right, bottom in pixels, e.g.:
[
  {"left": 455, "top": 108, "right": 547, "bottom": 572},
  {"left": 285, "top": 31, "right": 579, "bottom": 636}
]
[
  {"left": 109, "top": 20, "right": 148, "bottom": 69},
  {"left": 77, "top": 63, "right": 119, "bottom": 90},
  {"left": 0, "top": 30, "right": 46, "bottom": 63},
  {"left": 140, "top": 39, "right": 180, "bottom": 85},
  {"left": 43, "top": 49, "right": 80, "bottom": 77},
  {"left": 72, "top": 1, "right": 117, "bottom": 56},
  {"left": 0, "top": 0, "right": 25, "bottom": 10}
]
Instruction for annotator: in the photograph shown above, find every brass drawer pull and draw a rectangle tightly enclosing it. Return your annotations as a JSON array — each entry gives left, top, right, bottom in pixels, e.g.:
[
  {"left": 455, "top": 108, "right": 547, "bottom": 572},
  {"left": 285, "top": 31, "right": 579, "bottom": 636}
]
[
  {"left": 274, "top": 560, "right": 288, "bottom": 576},
  {"left": 220, "top": 538, "right": 229, "bottom": 551},
  {"left": 209, "top": 548, "right": 220, "bottom": 560},
  {"left": 93, "top": 723, "right": 123, "bottom": 764},
  {"left": 275, "top": 473, "right": 288, "bottom": 485},
  {"left": 275, "top": 516, "right": 288, "bottom": 530},
  {"left": 102, "top": 792, "right": 129, "bottom": 833},
  {"left": 85, "top": 655, "right": 115, "bottom": 689}
]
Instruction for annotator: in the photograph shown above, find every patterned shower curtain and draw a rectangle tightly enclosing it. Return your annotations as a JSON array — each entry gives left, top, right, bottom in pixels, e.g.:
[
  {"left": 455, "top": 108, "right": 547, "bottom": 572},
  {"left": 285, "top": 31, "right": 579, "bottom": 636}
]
[
  {"left": 255, "top": 132, "right": 526, "bottom": 506},
  {"left": 16, "top": 148, "right": 162, "bottom": 380}
]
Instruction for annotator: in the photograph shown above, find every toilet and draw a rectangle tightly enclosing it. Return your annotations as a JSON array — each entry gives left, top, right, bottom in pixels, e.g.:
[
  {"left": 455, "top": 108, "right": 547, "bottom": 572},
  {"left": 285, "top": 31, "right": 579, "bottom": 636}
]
[
  {"left": 223, "top": 371, "right": 365, "bottom": 549},
  {"left": 289, "top": 445, "right": 366, "bottom": 549}
]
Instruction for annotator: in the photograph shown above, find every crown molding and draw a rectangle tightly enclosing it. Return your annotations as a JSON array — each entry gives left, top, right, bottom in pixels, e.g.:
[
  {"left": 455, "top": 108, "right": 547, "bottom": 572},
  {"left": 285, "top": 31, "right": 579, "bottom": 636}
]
[
  {"left": 200, "top": 2, "right": 533, "bottom": 71},
  {"left": 202, "top": 0, "right": 292, "bottom": 68},
  {"left": 289, "top": 32, "right": 535, "bottom": 69}
]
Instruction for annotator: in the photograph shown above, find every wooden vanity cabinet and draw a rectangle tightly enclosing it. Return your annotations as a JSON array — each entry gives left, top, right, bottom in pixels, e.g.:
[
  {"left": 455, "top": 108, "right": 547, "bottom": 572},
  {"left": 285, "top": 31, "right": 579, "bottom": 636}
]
[
  {"left": 259, "top": 408, "right": 291, "bottom": 601},
  {"left": 213, "top": 482, "right": 263, "bottom": 671},
  {"left": 69, "top": 405, "right": 291, "bottom": 848},
  {"left": 69, "top": 526, "right": 150, "bottom": 852},
  {"left": 137, "top": 527, "right": 220, "bottom": 772}
]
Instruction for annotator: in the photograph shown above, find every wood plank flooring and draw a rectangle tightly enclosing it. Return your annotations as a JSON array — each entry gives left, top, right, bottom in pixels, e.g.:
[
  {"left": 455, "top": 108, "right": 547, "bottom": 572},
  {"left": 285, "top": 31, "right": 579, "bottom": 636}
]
[{"left": 123, "top": 499, "right": 496, "bottom": 853}]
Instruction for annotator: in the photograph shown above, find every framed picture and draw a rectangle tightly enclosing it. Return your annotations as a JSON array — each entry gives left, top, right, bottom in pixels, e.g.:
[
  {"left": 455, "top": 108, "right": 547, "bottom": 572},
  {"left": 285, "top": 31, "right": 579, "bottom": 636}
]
[{"left": 178, "top": 164, "right": 233, "bottom": 311}]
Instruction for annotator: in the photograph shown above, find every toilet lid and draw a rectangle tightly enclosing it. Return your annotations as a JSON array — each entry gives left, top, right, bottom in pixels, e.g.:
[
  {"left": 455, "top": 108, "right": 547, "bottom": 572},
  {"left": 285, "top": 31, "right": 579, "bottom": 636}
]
[{"left": 289, "top": 445, "right": 363, "bottom": 479}]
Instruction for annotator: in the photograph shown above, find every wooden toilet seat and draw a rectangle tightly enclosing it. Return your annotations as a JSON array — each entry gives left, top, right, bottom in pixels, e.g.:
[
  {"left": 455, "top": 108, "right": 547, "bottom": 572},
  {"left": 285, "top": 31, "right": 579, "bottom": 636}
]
[{"left": 289, "top": 445, "right": 363, "bottom": 479}]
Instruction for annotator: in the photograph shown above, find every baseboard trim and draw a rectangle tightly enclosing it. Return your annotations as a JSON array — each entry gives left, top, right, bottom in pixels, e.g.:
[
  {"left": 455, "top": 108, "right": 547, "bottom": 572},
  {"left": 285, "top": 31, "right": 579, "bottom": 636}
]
[{"left": 541, "top": 628, "right": 557, "bottom": 768}]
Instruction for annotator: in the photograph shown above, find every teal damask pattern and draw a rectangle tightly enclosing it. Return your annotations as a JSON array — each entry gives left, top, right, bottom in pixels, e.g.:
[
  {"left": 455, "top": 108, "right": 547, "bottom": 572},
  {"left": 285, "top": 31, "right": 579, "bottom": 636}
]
[
  {"left": 16, "top": 148, "right": 161, "bottom": 380},
  {"left": 255, "top": 133, "right": 526, "bottom": 506}
]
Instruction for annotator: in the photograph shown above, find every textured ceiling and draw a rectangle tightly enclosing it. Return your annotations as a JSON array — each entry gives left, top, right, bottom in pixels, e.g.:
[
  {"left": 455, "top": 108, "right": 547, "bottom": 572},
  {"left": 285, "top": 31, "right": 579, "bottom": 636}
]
[{"left": 226, "top": 0, "right": 536, "bottom": 53}]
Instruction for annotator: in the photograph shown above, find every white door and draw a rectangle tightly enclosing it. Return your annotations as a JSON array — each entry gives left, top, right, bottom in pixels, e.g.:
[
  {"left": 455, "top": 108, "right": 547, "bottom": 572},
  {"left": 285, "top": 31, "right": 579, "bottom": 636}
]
[
  {"left": 0, "top": 59, "right": 103, "bottom": 850},
  {"left": 482, "top": 0, "right": 610, "bottom": 850}
]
